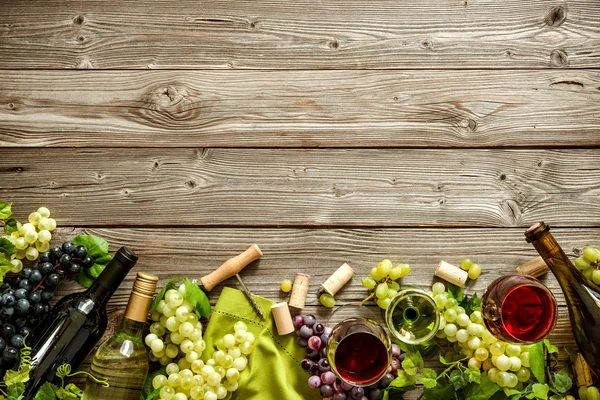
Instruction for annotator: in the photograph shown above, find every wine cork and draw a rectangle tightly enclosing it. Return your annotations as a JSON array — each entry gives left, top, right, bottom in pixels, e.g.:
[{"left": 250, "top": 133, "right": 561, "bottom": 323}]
[
  {"left": 271, "top": 302, "right": 295, "bottom": 335},
  {"left": 289, "top": 273, "right": 310, "bottom": 309},
  {"left": 575, "top": 353, "right": 594, "bottom": 386},
  {"left": 516, "top": 256, "right": 550, "bottom": 278},
  {"left": 435, "top": 260, "right": 468, "bottom": 287},
  {"left": 322, "top": 263, "right": 355, "bottom": 296}
]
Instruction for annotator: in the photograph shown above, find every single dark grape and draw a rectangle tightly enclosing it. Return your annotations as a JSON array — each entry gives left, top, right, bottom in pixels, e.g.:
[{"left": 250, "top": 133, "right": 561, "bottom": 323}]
[
  {"left": 73, "top": 246, "right": 88, "bottom": 259},
  {"left": 19, "top": 327, "right": 32, "bottom": 339},
  {"left": 16, "top": 299, "right": 30, "bottom": 314},
  {"left": 59, "top": 254, "right": 72, "bottom": 268},
  {"left": 299, "top": 325, "right": 313, "bottom": 338},
  {"left": 29, "top": 291, "right": 41, "bottom": 304},
  {"left": 379, "top": 373, "right": 395, "bottom": 388},
  {"left": 27, "top": 316, "right": 38, "bottom": 327},
  {"left": 81, "top": 256, "right": 94, "bottom": 268},
  {"left": 0, "top": 337, "right": 6, "bottom": 350},
  {"left": 62, "top": 242, "right": 75, "bottom": 255},
  {"left": 2, "top": 294, "right": 15, "bottom": 307},
  {"left": 50, "top": 245, "right": 63, "bottom": 260},
  {"left": 2, "top": 288, "right": 14, "bottom": 296},
  {"left": 13, "top": 317, "right": 26, "bottom": 329},
  {"left": 41, "top": 291, "right": 54, "bottom": 303},
  {"left": 303, "top": 315, "right": 316, "bottom": 327},
  {"left": 39, "top": 252, "right": 52, "bottom": 264},
  {"left": 0, "top": 284, "right": 11, "bottom": 292},
  {"left": 18, "top": 279, "right": 32, "bottom": 291},
  {"left": 29, "top": 270, "right": 43, "bottom": 284},
  {"left": 40, "top": 262, "right": 54, "bottom": 276},
  {"left": 45, "top": 274, "right": 61, "bottom": 288},
  {"left": 320, "top": 385, "right": 334, "bottom": 397},
  {"left": 3, "top": 347, "right": 17, "bottom": 362},
  {"left": 1, "top": 324, "right": 15, "bottom": 339},
  {"left": 68, "top": 263, "right": 81, "bottom": 275},
  {"left": 10, "top": 335, "right": 23, "bottom": 349},
  {"left": 313, "top": 323, "right": 325, "bottom": 335},
  {"left": 33, "top": 304, "right": 45, "bottom": 316},
  {"left": 15, "top": 289, "right": 28, "bottom": 300},
  {"left": 56, "top": 269, "right": 66, "bottom": 280},
  {"left": 367, "top": 388, "right": 381, "bottom": 400},
  {"left": 301, "top": 358, "right": 314, "bottom": 371},
  {"left": 306, "top": 348, "right": 319, "bottom": 358},
  {"left": 318, "top": 358, "right": 330, "bottom": 372},
  {"left": 21, "top": 268, "right": 32, "bottom": 279},
  {"left": 0, "top": 307, "right": 14, "bottom": 319},
  {"left": 350, "top": 387, "right": 364, "bottom": 400}
]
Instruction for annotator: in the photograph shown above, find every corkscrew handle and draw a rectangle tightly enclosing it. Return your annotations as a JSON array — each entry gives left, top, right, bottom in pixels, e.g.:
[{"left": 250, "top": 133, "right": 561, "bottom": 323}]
[{"left": 200, "top": 244, "right": 263, "bottom": 291}]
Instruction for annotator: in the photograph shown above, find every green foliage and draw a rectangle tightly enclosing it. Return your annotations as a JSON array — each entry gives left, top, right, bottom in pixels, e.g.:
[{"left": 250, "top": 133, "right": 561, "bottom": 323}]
[
  {"left": 33, "top": 383, "right": 58, "bottom": 400},
  {"left": 447, "top": 283, "right": 464, "bottom": 301},
  {"left": 0, "top": 203, "right": 12, "bottom": 220},
  {"left": 460, "top": 293, "right": 482, "bottom": 315},
  {"left": 150, "top": 278, "right": 181, "bottom": 313},
  {"left": 3, "top": 219, "right": 18, "bottom": 236},
  {"left": 0, "top": 239, "right": 15, "bottom": 259},
  {"left": 184, "top": 278, "right": 211, "bottom": 318},
  {"left": 529, "top": 341, "right": 546, "bottom": 384},
  {"left": 140, "top": 367, "right": 166, "bottom": 400},
  {"left": 71, "top": 234, "right": 111, "bottom": 288},
  {"left": 0, "top": 255, "right": 14, "bottom": 285}
]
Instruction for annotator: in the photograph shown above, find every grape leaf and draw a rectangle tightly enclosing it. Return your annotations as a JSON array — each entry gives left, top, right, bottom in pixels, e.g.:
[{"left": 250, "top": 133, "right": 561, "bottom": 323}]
[
  {"left": 0, "top": 254, "right": 15, "bottom": 285},
  {"left": 526, "top": 383, "right": 549, "bottom": 399},
  {"left": 6, "top": 382, "right": 24, "bottom": 400},
  {"left": 449, "top": 369, "right": 469, "bottom": 390},
  {"left": 543, "top": 339, "right": 559, "bottom": 354},
  {"left": 465, "top": 367, "right": 481, "bottom": 384},
  {"left": 389, "top": 371, "right": 417, "bottom": 388},
  {"left": 184, "top": 278, "right": 211, "bottom": 318},
  {"left": 0, "top": 238, "right": 16, "bottom": 258},
  {"left": 0, "top": 203, "right": 12, "bottom": 219},
  {"left": 33, "top": 383, "right": 58, "bottom": 400},
  {"left": 4, "top": 364, "right": 30, "bottom": 386},
  {"left": 447, "top": 283, "right": 464, "bottom": 301},
  {"left": 401, "top": 351, "right": 423, "bottom": 375},
  {"left": 463, "top": 374, "right": 500, "bottom": 400},
  {"left": 3, "top": 219, "right": 19, "bottom": 236},
  {"left": 418, "top": 368, "right": 438, "bottom": 389},
  {"left": 529, "top": 341, "right": 546, "bottom": 384},
  {"left": 71, "top": 235, "right": 111, "bottom": 288},
  {"left": 144, "top": 388, "right": 161, "bottom": 400},
  {"left": 553, "top": 370, "right": 572, "bottom": 394},
  {"left": 150, "top": 278, "right": 182, "bottom": 313},
  {"left": 423, "top": 384, "right": 455, "bottom": 400},
  {"left": 460, "top": 293, "right": 482, "bottom": 315}
]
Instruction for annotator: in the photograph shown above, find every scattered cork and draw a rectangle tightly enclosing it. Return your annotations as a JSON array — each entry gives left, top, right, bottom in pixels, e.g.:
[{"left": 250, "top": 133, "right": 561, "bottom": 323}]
[
  {"left": 289, "top": 273, "right": 310, "bottom": 309},
  {"left": 322, "top": 263, "right": 355, "bottom": 296},
  {"left": 516, "top": 256, "right": 550, "bottom": 278},
  {"left": 435, "top": 260, "right": 468, "bottom": 287},
  {"left": 271, "top": 302, "right": 295, "bottom": 336}
]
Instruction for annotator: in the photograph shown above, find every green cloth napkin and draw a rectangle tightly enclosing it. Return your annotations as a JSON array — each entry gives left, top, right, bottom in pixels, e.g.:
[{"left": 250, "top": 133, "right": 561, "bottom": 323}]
[{"left": 201, "top": 287, "right": 321, "bottom": 400}]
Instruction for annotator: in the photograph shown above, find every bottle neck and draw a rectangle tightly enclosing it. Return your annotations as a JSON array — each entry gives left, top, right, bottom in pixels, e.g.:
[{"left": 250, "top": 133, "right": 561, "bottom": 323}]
[
  {"left": 86, "top": 280, "right": 116, "bottom": 308},
  {"left": 117, "top": 316, "right": 146, "bottom": 340}
]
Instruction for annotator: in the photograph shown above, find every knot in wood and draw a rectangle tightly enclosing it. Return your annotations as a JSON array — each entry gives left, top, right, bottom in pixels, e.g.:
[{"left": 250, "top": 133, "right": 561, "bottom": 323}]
[
  {"left": 421, "top": 40, "right": 432, "bottom": 49},
  {"left": 545, "top": 6, "right": 566, "bottom": 27},
  {"left": 329, "top": 40, "right": 339, "bottom": 50},
  {"left": 73, "top": 15, "right": 85, "bottom": 25},
  {"left": 138, "top": 84, "right": 201, "bottom": 129},
  {"left": 550, "top": 49, "right": 568, "bottom": 67}
]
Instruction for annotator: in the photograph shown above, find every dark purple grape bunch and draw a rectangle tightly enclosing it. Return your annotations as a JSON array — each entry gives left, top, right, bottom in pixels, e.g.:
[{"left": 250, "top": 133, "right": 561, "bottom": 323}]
[
  {"left": 295, "top": 314, "right": 367, "bottom": 399},
  {"left": 41, "top": 241, "right": 94, "bottom": 283},
  {"left": 363, "top": 343, "right": 403, "bottom": 400}
]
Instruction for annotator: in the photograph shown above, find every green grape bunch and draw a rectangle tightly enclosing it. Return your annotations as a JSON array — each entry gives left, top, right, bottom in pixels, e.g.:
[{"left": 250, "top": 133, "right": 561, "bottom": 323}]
[
  {"left": 6, "top": 207, "right": 57, "bottom": 262},
  {"left": 575, "top": 246, "right": 600, "bottom": 285},
  {"left": 361, "top": 259, "right": 411, "bottom": 309}
]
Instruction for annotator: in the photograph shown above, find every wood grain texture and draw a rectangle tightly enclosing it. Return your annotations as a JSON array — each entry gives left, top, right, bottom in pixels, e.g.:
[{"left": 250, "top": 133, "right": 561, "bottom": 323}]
[
  {"left": 1, "top": 0, "right": 599, "bottom": 69},
  {"left": 50, "top": 226, "right": 595, "bottom": 349},
  {"left": 1, "top": 70, "right": 600, "bottom": 148},
  {"left": 2, "top": 148, "right": 600, "bottom": 227}
]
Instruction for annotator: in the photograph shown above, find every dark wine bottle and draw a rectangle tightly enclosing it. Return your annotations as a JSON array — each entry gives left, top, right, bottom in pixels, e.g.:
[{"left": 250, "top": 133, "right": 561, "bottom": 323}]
[
  {"left": 25, "top": 247, "right": 138, "bottom": 398},
  {"left": 525, "top": 222, "right": 600, "bottom": 374}
]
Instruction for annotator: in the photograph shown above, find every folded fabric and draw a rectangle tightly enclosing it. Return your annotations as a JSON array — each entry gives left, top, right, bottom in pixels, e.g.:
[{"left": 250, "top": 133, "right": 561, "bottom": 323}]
[{"left": 201, "top": 287, "right": 321, "bottom": 400}]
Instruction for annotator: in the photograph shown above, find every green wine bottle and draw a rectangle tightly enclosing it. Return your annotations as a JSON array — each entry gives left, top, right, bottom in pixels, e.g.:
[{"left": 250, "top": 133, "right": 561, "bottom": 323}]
[{"left": 82, "top": 272, "right": 158, "bottom": 400}]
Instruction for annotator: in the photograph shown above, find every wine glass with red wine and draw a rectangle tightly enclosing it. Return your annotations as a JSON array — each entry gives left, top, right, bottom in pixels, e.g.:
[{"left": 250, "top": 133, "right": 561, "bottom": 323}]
[
  {"left": 326, "top": 310, "right": 391, "bottom": 387},
  {"left": 482, "top": 274, "right": 557, "bottom": 343}
]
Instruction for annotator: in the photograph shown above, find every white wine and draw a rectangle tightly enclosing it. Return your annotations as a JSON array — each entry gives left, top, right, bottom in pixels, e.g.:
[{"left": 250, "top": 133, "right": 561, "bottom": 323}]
[{"left": 82, "top": 272, "right": 158, "bottom": 399}]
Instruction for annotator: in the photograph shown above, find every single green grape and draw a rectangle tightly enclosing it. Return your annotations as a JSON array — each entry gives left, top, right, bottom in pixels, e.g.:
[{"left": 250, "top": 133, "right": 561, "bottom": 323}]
[
  {"left": 446, "top": 298, "right": 458, "bottom": 309},
  {"left": 460, "top": 258, "right": 473, "bottom": 271},
  {"left": 444, "top": 308, "right": 457, "bottom": 322},
  {"left": 490, "top": 341, "right": 506, "bottom": 357},
  {"left": 592, "top": 269, "right": 600, "bottom": 285},
  {"left": 377, "top": 259, "right": 393, "bottom": 277},
  {"left": 389, "top": 266, "right": 403, "bottom": 280},
  {"left": 434, "top": 293, "right": 447, "bottom": 309},
  {"left": 28, "top": 212, "right": 42, "bottom": 226},
  {"left": 432, "top": 282, "right": 446, "bottom": 295},
  {"left": 375, "top": 282, "right": 389, "bottom": 299},
  {"left": 280, "top": 279, "right": 293, "bottom": 292},
  {"left": 468, "top": 264, "right": 481, "bottom": 279},
  {"left": 399, "top": 264, "right": 411, "bottom": 277},
  {"left": 576, "top": 256, "right": 592, "bottom": 270},
  {"left": 389, "top": 281, "right": 400, "bottom": 291},
  {"left": 475, "top": 347, "right": 489, "bottom": 361},
  {"left": 505, "top": 344, "right": 521, "bottom": 357},
  {"left": 370, "top": 267, "right": 384, "bottom": 281},
  {"left": 583, "top": 246, "right": 600, "bottom": 262},
  {"left": 516, "top": 367, "right": 530, "bottom": 382},
  {"left": 376, "top": 297, "right": 391, "bottom": 309},
  {"left": 361, "top": 276, "right": 376, "bottom": 289},
  {"left": 583, "top": 267, "right": 594, "bottom": 281},
  {"left": 455, "top": 329, "right": 468, "bottom": 343},
  {"left": 457, "top": 314, "right": 470, "bottom": 327},
  {"left": 508, "top": 356, "right": 521, "bottom": 371},
  {"left": 319, "top": 293, "right": 336, "bottom": 308},
  {"left": 587, "top": 386, "right": 600, "bottom": 400}
]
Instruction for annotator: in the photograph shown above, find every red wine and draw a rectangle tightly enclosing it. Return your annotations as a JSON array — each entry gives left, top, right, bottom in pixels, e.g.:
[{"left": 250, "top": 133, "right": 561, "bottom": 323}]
[
  {"left": 334, "top": 332, "right": 389, "bottom": 385},
  {"left": 482, "top": 274, "right": 556, "bottom": 343},
  {"left": 25, "top": 248, "right": 138, "bottom": 397}
]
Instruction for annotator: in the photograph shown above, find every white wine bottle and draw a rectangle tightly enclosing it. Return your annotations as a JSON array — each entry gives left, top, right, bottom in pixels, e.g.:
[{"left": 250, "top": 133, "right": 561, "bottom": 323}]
[{"left": 82, "top": 272, "right": 158, "bottom": 399}]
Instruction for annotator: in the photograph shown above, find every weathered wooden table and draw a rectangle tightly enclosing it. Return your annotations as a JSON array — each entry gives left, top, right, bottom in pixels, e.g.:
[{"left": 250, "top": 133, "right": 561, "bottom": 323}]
[{"left": 1, "top": 0, "right": 599, "bottom": 397}]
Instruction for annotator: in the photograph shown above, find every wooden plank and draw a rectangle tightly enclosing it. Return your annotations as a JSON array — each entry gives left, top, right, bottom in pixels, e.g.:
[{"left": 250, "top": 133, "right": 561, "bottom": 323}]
[
  {"left": 1, "top": 70, "right": 600, "bottom": 148},
  {"left": 1, "top": 0, "right": 599, "bottom": 69},
  {"left": 48, "top": 226, "right": 592, "bottom": 378},
  {"left": 2, "top": 148, "right": 600, "bottom": 227}
]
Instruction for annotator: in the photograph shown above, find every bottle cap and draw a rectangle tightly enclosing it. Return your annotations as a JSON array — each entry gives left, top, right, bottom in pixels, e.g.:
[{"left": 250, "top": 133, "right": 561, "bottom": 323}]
[
  {"left": 516, "top": 256, "right": 550, "bottom": 277},
  {"left": 322, "top": 263, "right": 355, "bottom": 296},
  {"left": 289, "top": 273, "right": 310, "bottom": 309},
  {"left": 435, "top": 260, "right": 468, "bottom": 287},
  {"left": 125, "top": 272, "right": 159, "bottom": 322},
  {"left": 271, "top": 302, "right": 295, "bottom": 335},
  {"left": 525, "top": 222, "right": 550, "bottom": 243}
]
